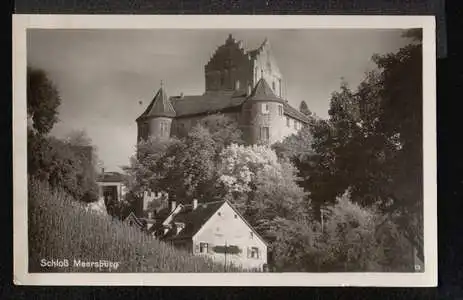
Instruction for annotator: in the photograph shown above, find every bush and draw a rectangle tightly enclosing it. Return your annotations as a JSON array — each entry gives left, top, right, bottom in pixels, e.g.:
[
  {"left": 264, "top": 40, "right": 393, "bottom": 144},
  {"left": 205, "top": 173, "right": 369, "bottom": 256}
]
[
  {"left": 28, "top": 131, "right": 99, "bottom": 203},
  {"left": 28, "top": 178, "right": 251, "bottom": 273}
]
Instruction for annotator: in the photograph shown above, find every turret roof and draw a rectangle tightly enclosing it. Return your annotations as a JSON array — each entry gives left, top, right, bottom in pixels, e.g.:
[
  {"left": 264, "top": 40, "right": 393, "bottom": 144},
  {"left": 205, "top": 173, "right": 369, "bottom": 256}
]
[
  {"left": 247, "top": 77, "right": 284, "bottom": 103},
  {"left": 136, "top": 85, "right": 176, "bottom": 121}
]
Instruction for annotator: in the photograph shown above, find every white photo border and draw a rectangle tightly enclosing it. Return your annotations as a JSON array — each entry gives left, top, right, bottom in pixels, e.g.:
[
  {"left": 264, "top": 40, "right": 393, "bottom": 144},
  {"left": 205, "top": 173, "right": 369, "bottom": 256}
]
[{"left": 12, "top": 14, "right": 437, "bottom": 287}]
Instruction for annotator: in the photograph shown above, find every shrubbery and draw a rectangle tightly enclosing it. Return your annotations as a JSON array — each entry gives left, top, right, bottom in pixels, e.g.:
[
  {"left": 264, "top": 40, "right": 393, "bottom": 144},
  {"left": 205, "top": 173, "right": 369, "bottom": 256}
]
[{"left": 28, "top": 130, "right": 99, "bottom": 203}]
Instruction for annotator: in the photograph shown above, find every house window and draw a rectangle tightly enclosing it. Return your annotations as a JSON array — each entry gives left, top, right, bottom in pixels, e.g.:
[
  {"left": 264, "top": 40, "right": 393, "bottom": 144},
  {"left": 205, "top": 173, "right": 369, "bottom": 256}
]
[
  {"left": 272, "top": 81, "right": 276, "bottom": 91},
  {"left": 294, "top": 120, "right": 297, "bottom": 130},
  {"left": 220, "top": 72, "right": 225, "bottom": 86},
  {"left": 199, "top": 242, "right": 209, "bottom": 253},
  {"left": 218, "top": 212, "right": 222, "bottom": 216},
  {"left": 261, "top": 103, "right": 270, "bottom": 114},
  {"left": 250, "top": 247, "right": 259, "bottom": 259},
  {"left": 260, "top": 127, "right": 270, "bottom": 141},
  {"left": 250, "top": 231, "right": 254, "bottom": 239},
  {"left": 286, "top": 117, "right": 290, "bottom": 127},
  {"left": 234, "top": 214, "right": 238, "bottom": 219},
  {"left": 235, "top": 80, "right": 240, "bottom": 90},
  {"left": 278, "top": 105, "right": 283, "bottom": 116}
]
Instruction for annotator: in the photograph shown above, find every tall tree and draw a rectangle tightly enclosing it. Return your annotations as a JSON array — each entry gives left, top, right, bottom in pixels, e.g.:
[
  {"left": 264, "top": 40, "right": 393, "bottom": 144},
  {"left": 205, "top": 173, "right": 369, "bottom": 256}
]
[
  {"left": 299, "top": 100, "right": 312, "bottom": 116},
  {"left": 27, "top": 67, "right": 61, "bottom": 135}
]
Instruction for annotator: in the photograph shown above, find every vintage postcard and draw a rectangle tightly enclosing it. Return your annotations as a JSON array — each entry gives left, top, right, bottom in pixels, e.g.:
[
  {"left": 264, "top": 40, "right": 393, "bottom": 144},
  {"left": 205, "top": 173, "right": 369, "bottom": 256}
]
[{"left": 13, "top": 15, "right": 437, "bottom": 286}]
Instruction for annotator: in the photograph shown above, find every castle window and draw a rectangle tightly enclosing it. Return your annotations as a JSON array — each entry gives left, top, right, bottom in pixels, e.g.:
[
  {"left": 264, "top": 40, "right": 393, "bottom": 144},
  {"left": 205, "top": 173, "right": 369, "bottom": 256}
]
[
  {"left": 260, "top": 127, "right": 270, "bottom": 141},
  {"left": 160, "top": 122, "right": 169, "bottom": 137},
  {"left": 286, "top": 117, "right": 290, "bottom": 127},
  {"left": 261, "top": 103, "right": 270, "bottom": 114},
  {"left": 278, "top": 105, "right": 283, "bottom": 116}
]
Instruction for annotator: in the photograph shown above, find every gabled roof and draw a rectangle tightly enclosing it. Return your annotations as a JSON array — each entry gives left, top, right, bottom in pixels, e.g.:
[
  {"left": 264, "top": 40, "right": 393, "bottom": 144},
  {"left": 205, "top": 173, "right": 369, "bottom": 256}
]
[
  {"left": 124, "top": 212, "right": 145, "bottom": 229},
  {"left": 136, "top": 86, "right": 176, "bottom": 121},
  {"left": 247, "top": 78, "right": 284, "bottom": 104},
  {"left": 97, "top": 171, "right": 124, "bottom": 183},
  {"left": 159, "top": 200, "right": 268, "bottom": 246}
]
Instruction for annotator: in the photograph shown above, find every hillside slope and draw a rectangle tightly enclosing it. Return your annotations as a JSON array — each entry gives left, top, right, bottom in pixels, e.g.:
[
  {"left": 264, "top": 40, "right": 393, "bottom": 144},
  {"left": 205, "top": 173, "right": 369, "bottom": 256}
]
[{"left": 28, "top": 179, "right": 244, "bottom": 273}]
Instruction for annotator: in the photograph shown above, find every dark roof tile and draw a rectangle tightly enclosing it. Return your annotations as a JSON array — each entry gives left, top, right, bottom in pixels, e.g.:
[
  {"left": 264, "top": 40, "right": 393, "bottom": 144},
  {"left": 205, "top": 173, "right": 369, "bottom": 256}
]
[{"left": 171, "top": 92, "right": 246, "bottom": 117}]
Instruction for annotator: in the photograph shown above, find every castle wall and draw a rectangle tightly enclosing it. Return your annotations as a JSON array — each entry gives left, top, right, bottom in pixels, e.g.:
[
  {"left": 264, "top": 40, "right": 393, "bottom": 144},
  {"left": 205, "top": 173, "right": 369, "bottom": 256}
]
[
  {"left": 251, "top": 45, "right": 283, "bottom": 97},
  {"left": 137, "top": 117, "right": 173, "bottom": 142},
  {"left": 171, "top": 112, "right": 241, "bottom": 138},
  {"left": 240, "top": 101, "right": 304, "bottom": 145}
]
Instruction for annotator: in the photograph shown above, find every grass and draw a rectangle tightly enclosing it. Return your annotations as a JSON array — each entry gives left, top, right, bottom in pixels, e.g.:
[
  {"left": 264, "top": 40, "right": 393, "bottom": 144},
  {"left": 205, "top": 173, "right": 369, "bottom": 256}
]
[{"left": 28, "top": 178, "right": 249, "bottom": 273}]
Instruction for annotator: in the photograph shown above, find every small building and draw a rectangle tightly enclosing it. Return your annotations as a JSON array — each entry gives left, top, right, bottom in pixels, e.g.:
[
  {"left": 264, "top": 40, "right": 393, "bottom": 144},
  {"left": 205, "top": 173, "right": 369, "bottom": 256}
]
[
  {"left": 127, "top": 199, "right": 268, "bottom": 271},
  {"left": 96, "top": 170, "right": 127, "bottom": 206}
]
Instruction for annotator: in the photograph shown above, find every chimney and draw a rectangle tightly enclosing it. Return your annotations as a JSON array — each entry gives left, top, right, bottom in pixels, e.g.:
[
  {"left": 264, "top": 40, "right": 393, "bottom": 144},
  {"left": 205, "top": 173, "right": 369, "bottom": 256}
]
[
  {"left": 193, "top": 199, "right": 198, "bottom": 210},
  {"left": 170, "top": 200, "right": 177, "bottom": 212}
]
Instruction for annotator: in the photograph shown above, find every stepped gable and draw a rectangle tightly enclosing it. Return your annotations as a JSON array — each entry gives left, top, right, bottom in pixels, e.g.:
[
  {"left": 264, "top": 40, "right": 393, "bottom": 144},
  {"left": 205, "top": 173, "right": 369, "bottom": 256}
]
[
  {"left": 247, "top": 77, "right": 284, "bottom": 103},
  {"left": 247, "top": 37, "right": 268, "bottom": 60},
  {"left": 136, "top": 85, "right": 176, "bottom": 121}
]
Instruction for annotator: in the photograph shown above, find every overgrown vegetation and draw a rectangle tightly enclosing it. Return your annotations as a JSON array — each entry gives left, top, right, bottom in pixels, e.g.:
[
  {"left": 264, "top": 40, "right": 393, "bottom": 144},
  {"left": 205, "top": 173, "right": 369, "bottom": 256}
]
[{"left": 28, "top": 179, "right": 247, "bottom": 272}]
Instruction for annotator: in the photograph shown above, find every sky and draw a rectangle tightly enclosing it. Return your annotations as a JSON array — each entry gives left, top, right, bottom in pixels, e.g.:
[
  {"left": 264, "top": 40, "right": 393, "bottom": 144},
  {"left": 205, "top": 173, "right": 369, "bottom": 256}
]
[{"left": 27, "top": 28, "right": 410, "bottom": 172}]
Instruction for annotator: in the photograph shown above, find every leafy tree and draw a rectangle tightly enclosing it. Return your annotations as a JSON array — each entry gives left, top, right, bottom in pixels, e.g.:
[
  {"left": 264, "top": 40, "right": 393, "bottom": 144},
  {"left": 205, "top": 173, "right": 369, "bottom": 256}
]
[
  {"left": 27, "top": 67, "right": 61, "bottom": 135},
  {"left": 273, "top": 29, "right": 424, "bottom": 262},
  {"left": 197, "top": 114, "right": 244, "bottom": 154},
  {"left": 299, "top": 100, "right": 312, "bottom": 116}
]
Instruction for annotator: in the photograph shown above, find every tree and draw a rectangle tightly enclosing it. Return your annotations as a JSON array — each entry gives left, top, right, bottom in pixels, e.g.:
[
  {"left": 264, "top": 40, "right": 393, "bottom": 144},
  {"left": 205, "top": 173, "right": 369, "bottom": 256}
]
[
  {"left": 27, "top": 67, "right": 61, "bottom": 135},
  {"left": 273, "top": 30, "right": 424, "bottom": 262},
  {"left": 197, "top": 114, "right": 244, "bottom": 154},
  {"left": 299, "top": 100, "right": 312, "bottom": 116}
]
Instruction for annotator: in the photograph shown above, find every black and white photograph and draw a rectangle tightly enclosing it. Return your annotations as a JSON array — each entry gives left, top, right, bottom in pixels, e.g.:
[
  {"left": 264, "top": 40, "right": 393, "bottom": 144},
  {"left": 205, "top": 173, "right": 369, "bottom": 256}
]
[{"left": 13, "top": 15, "right": 437, "bottom": 286}]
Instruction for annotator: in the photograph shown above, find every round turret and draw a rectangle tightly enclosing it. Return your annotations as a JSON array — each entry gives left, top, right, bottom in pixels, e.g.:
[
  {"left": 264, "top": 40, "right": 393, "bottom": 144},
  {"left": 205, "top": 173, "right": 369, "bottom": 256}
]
[{"left": 136, "top": 83, "right": 176, "bottom": 143}]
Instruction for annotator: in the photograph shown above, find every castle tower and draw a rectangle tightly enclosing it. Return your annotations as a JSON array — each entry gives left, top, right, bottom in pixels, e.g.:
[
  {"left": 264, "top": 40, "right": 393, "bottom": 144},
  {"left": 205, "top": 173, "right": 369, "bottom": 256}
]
[
  {"left": 241, "top": 74, "right": 286, "bottom": 145},
  {"left": 136, "top": 83, "right": 176, "bottom": 143}
]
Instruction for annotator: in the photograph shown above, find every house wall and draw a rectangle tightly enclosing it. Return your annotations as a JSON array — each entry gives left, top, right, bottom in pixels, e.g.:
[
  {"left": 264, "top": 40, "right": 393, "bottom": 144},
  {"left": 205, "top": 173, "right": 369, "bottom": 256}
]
[
  {"left": 97, "top": 181, "right": 127, "bottom": 202},
  {"left": 192, "top": 203, "right": 267, "bottom": 271}
]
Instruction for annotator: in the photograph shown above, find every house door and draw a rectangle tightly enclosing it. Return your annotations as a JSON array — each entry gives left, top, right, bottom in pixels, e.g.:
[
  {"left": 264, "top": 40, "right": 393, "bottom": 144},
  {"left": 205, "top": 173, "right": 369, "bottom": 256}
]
[{"left": 103, "top": 185, "right": 118, "bottom": 206}]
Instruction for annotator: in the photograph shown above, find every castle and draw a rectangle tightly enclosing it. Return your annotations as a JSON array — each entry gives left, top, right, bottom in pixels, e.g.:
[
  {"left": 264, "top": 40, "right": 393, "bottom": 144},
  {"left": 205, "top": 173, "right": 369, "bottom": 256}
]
[{"left": 136, "top": 34, "right": 310, "bottom": 145}]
